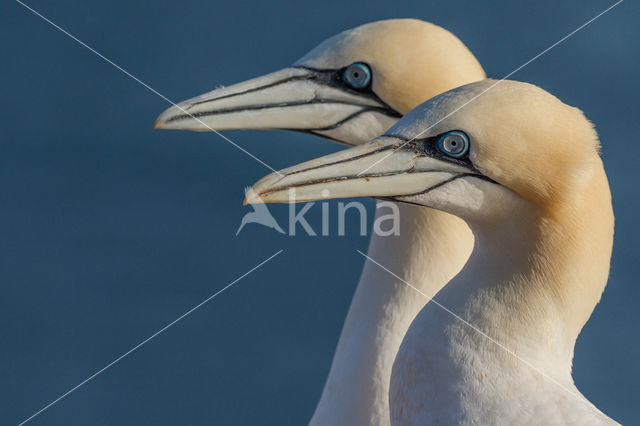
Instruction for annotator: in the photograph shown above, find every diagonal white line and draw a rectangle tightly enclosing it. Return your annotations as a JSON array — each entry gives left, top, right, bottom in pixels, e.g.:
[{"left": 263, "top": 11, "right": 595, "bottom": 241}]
[
  {"left": 356, "top": 250, "right": 610, "bottom": 421},
  {"left": 357, "top": 0, "right": 624, "bottom": 176},
  {"left": 14, "top": 0, "right": 283, "bottom": 177},
  {"left": 18, "top": 249, "right": 284, "bottom": 426}
]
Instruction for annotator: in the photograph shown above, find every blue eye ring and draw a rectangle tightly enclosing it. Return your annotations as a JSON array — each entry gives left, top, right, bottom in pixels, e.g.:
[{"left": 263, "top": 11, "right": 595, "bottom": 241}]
[
  {"left": 437, "top": 131, "right": 470, "bottom": 158},
  {"left": 343, "top": 62, "right": 371, "bottom": 89}
]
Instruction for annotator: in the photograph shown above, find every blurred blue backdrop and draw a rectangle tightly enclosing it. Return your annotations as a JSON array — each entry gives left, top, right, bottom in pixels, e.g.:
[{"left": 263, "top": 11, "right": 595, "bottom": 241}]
[{"left": 1, "top": 0, "right": 638, "bottom": 424}]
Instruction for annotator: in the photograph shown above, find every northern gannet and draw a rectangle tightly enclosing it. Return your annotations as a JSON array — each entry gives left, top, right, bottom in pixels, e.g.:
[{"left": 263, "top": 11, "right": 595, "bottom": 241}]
[
  {"left": 154, "top": 20, "right": 485, "bottom": 425},
  {"left": 244, "top": 79, "right": 617, "bottom": 424}
]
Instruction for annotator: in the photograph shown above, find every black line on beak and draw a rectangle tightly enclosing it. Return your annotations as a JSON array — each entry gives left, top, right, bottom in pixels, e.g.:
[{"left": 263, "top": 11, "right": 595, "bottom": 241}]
[
  {"left": 166, "top": 66, "right": 401, "bottom": 124},
  {"left": 187, "top": 74, "right": 313, "bottom": 108},
  {"left": 165, "top": 100, "right": 398, "bottom": 124},
  {"left": 376, "top": 173, "right": 498, "bottom": 206},
  {"left": 281, "top": 144, "right": 397, "bottom": 177}
]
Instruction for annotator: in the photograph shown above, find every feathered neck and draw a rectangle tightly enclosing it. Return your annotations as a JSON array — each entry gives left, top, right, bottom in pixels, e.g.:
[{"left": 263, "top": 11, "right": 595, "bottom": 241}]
[{"left": 390, "top": 161, "right": 615, "bottom": 425}]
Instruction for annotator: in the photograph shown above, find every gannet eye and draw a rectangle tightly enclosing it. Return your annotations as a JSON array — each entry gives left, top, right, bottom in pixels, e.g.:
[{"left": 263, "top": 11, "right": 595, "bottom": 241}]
[
  {"left": 438, "top": 131, "right": 469, "bottom": 158},
  {"left": 343, "top": 63, "right": 371, "bottom": 89}
]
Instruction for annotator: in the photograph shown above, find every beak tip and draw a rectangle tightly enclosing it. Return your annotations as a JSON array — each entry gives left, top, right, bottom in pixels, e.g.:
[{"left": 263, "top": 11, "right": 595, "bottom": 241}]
[
  {"left": 153, "top": 104, "right": 181, "bottom": 130},
  {"left": 153, "top": 110, "right": 171, "bottom": 129},
  {"left": 243, "top": 187, "right": 266, "bottom": 205}
]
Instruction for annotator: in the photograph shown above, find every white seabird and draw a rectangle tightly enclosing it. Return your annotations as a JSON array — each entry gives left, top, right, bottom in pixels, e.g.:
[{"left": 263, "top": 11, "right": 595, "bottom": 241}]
[
  {"left": 245, "top": 79, "right": 618, "bottom": 425},
  {"left": 155, "top": 19, "right": 486, "bottom": 425}
]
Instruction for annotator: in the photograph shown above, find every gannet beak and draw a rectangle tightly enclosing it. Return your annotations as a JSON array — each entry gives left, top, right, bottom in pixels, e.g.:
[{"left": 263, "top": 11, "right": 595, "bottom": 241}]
[
  {"left": 244, "top": 136, "right": 479, "bottom": 205},
  {"left": 153, "top": 67, "right": 400, "bottom": 143}
]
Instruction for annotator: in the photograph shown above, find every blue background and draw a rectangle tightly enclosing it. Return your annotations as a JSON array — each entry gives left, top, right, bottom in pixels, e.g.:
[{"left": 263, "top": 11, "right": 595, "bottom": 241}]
[{"left": 2, "top": 0, "right": 638, "bottom": 424}]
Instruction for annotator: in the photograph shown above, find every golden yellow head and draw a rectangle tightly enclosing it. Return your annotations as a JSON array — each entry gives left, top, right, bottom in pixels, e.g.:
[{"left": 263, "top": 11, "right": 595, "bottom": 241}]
[{"left": 386, "top": 79, "right": 603, "bottom": 211}]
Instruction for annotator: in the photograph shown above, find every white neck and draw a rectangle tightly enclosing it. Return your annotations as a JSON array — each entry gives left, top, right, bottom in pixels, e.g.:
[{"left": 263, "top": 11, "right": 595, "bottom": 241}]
[
  {"left": 389, "top": 185, "right": 616, "bottom": 425},
  {"left": 310, "top": 202, "right": 473, "bottom": 426}
]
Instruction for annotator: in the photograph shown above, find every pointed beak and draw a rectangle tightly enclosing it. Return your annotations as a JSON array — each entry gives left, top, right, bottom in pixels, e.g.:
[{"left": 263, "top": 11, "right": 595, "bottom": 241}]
[
  {"left": 153, "top": 67, "right": 399, "bottom": 145},
  {"left": 244, "top": 136, "right": 478, "bottom": 205}
]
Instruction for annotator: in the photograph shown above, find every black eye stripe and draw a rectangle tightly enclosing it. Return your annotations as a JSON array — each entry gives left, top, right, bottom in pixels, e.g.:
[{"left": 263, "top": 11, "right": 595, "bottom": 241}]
[
  {"left": 293, "top": 65, "right": 401, "bottom": 118},
  {"left": 391, "top": 132, "right": 477, "bottom": 171}
]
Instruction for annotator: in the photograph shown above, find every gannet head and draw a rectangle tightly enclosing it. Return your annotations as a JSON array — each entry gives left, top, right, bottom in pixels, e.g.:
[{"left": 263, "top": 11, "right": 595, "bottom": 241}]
[
  {"left": 153, "top": 19, "right": 485, "bottom": 145},
  {"left": 243, "top": 79, "right": 605, "bottom": 226}
]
